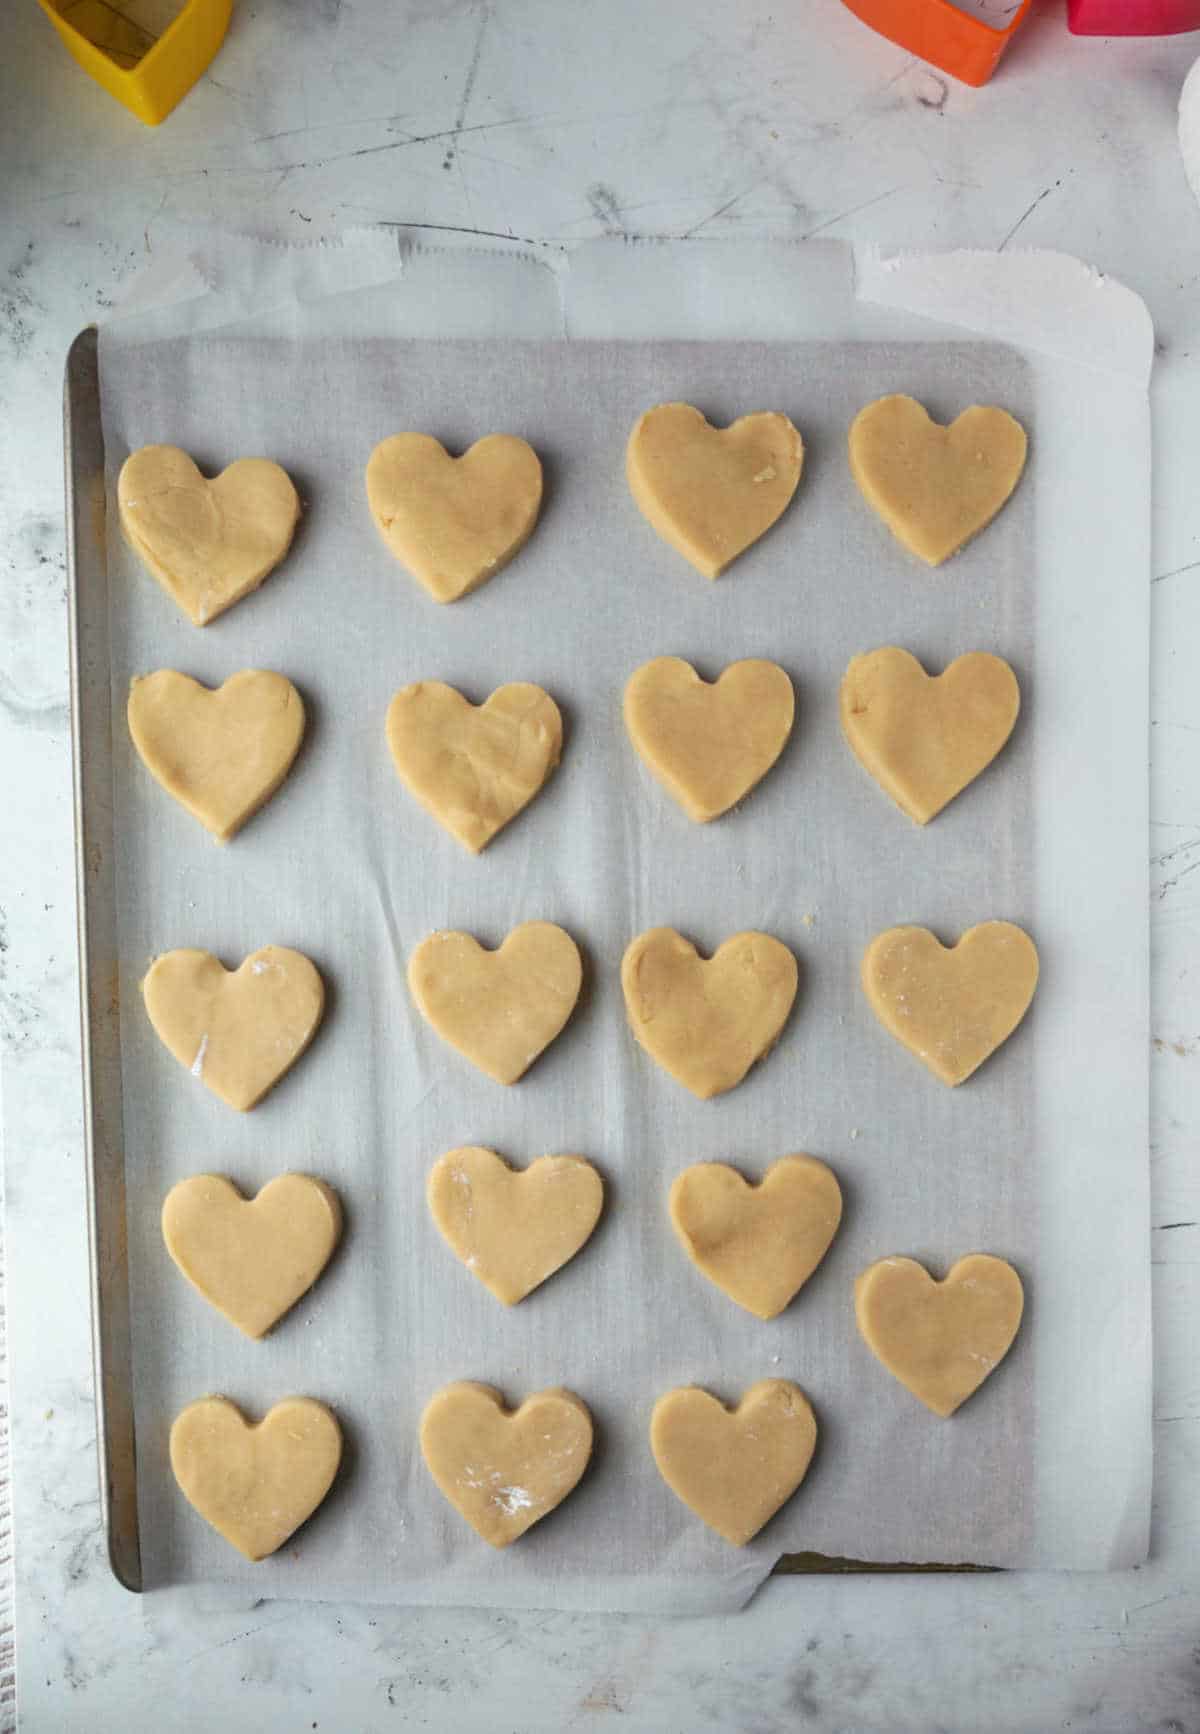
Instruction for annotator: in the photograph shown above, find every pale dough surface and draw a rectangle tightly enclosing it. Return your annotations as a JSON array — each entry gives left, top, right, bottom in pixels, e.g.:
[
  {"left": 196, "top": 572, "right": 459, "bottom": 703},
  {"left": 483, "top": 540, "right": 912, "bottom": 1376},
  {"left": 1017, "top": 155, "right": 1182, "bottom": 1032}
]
[
  {"left": 669, "top": 1157, "right": 842, "bottom": 1320},
  {"left": 848, "top": 395, "right": 1027, "bottom": 566},
  {"left": 420, "top": 1383, "right": 593, "bottom": 1548},
  {"left": 365, "top": 432, "right": 543, "bottom": 603},
  {"left": 407, "top": 921, "right": 582, "bottom": 1085},
  {"left": 170, "top": 1395, "right": 342, "bottom": 1561},
  {"left": 650, "top": 1380, "right": 817, "bottom": 1547},
  {"left": 624, "top": 656, "right": 794, "bottom": 822},
  {"left": 626, "top": 402, "right": 803, "bottom": 578},
  {"left": 862, "top": 921, "right": 1039, "bottom": 1088},
  {"left": 427, "top": 1147, "right": 603, "bottom": 1306},
  {"left": 855, "top": 1254, "right": 1025, "bottom": 1418},
  {"left": 840, "top": 647, "right": 1019, "bottom": 825},
  {"left": 162, "top": 1173, "right": 342, "bottom": 1339},
  {"left": 386, "top": 680, "right": 562, "bottom": 853},
  {"left": 118, "top": 444, "right": 300, "bottom": 626},
  {"left": 142, "top": 944, "right": 325, "bottom": 1111},
  {"left": 621, "top": 927, "right": 798, "bottom": 1100},
  {"left": 128, "top": 669, "right": 306, "bottom": 843}
]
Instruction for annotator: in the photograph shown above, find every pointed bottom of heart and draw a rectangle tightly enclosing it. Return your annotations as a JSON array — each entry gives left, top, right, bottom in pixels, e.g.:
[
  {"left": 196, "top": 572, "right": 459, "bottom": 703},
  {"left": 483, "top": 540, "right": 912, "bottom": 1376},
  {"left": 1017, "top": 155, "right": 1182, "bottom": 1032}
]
[
  {"left": 650, "top": 1380, "right": 818, "bottom": 1545},
  {"left": 170, "top": 1396, "right": 343, "bottom": 1560}
]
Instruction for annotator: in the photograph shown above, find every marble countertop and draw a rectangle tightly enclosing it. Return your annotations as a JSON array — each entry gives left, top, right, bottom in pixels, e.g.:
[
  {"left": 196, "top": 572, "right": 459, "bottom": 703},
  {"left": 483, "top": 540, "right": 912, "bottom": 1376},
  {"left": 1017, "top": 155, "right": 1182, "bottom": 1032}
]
[{"left": 4, "top": 2, "right": 1200, "bottom": 1728}]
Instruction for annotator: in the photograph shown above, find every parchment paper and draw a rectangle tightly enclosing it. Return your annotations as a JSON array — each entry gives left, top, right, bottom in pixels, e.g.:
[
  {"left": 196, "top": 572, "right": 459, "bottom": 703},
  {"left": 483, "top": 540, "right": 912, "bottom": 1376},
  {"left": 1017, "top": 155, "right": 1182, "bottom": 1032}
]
[{"left": 94, "top": 239, "right": 1152, "bottom": 1612}]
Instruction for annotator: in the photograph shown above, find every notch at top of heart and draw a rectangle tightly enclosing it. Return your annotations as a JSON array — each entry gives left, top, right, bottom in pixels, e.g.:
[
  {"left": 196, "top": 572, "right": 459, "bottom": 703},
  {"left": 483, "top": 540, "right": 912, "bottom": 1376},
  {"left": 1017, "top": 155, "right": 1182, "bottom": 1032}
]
[
  {"left": 366, "top": 432, "right": 544, "bottom": 603},
  {"left": 626, "top": 402, "right": 805, "bottom": 578}
]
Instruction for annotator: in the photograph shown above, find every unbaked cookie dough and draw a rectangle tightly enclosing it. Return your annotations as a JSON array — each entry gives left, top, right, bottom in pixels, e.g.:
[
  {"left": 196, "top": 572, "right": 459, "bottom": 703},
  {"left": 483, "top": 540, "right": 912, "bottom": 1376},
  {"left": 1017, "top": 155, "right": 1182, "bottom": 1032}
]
[
  {"left": 626, "top": 403, "right": 803, "bottom": 578},
  {"left": 407, "top": 922, "right": 582, "bottom": 1085},
  {"left": 855, "top": 1254, "right": 1024, "bottom": 1418},
  {"left": 162, "top": 1173, "right": 342, "bottom": 1339},
  {"left": 143, "top": 945, "right": 325, "bottom": 1111},
  {"left": 669, "top": 1157, "right": 842, "bottom": 1319},
  {"left": 365, "top": 432, "right": 543, "bottom": 603},
  {"left": 170, "top": 1395, "right": 342, "bottom": 1560},
  {"left": 848, "top": 395, "right": 1027, "bottom": 565},
  {"left": 427, "top": 1147, "right": 603, "bottom": 1306},
  {"left": 624, "top": 657, "right": 794, "bottom": 822},
  {"left": 840, "top": 647, "right": 1019, "bottom": 825},
  {"left": 128, "top": 669, "right": 306, "bottom": 843},
  {"left": 386, "top": 680, "right": 562, "bottom": 853},
  {"left": 621, "top": 927, "right": 798, "bottom": 1100},
  {"left": 650, "top": 1380, "right": 817, "bottom": 1546},
  {"left": 861, "top": 921, "right": 1038, "bottom": 1087},
  {"left": 420, "top": 1382, "right": 593, "bottom": 1547},
  {"left": 118, "top": 445, "right": 300, "bottom": 626}
]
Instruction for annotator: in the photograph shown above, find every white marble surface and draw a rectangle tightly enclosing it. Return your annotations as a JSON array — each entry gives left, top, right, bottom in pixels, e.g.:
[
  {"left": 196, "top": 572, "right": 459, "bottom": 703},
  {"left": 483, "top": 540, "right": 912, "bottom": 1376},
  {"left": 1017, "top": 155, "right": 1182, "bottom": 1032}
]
[{"left": 4, "top": 2, "right": 1200, "bottom": 1728}]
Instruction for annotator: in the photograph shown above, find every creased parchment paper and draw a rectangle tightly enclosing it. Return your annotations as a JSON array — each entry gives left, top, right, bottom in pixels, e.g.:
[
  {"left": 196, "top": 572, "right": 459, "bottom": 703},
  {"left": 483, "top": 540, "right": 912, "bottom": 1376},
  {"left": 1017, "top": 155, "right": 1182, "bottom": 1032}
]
[{"left": 93, "top": 239, "right": 1151, "bottom": 1612}]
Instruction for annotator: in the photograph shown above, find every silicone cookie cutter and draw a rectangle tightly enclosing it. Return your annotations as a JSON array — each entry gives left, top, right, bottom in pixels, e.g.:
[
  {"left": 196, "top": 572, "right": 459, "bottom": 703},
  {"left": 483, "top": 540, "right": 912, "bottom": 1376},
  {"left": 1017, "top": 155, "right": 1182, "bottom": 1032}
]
[
  {"left": 1068, "top": 0, "right": 1200, "bottom": 31},
  {"left": 839, "top": 0, "right": 1034, "bottom": 88},
  {"left": 37, "top": 0, "right": 232, "bottom": 126}
]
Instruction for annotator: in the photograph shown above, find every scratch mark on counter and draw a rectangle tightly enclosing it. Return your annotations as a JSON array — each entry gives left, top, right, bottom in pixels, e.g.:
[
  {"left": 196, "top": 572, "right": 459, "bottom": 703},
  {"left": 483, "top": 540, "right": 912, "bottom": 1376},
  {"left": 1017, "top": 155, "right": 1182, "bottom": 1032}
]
[
  {"left": 998, "top": 181, "right": 1061, "bottom": 252},
  {"left": 1155, "top": 1221, "right": 1197, "bottom": 1231},
  {"left": 800, "top": 185, "right": 907, "bottom": 240},
  {"left": 1153, "top": 558, "right": 1200, "bottom": 584},
  {"left": 444, "top": 2, "right": 492, "bottom": 171},
  {"left": 681, "top": 184, "right": 760, "bottom": 238}
]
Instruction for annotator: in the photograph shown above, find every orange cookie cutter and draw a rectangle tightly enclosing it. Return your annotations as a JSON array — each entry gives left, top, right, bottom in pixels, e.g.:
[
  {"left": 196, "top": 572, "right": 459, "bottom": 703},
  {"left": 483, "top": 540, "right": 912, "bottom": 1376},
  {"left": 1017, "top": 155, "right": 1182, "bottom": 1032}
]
[
  {"left": 839, "top": 0, "right": 1034, "bottom": 88},
  {"left": 37, "top": 0, "right": 232, "bottom": 126}
]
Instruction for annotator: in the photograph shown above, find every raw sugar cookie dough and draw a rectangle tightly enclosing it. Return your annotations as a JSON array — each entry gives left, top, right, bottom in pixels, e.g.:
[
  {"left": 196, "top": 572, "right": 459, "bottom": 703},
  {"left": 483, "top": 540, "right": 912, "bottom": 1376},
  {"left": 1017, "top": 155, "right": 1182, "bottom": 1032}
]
[
  {"left": 407, "top": 922, "right": 582, "bottom": 1085},
  {"left": 386, "top": 680, "right": 562, "bottom": 853},
  {"left": 118, "top": 444, "right": 300, "bottom": 626},
  {"left": 840, "top": 647, "right": 1019, "bottom": 825},
  {"left": 848, "top": 395, "right": 1027, "bottom": 565},
  {"left": 427, "top": 1147, "right": 603, "bottom": 1306},
  {"left": 366, "top": 432, "right": 543, "bottom": 602},
  {"left": 128, "top": 669, "right": 305, "bottom": 843},
  {"left": 855, "top": 1254, "right": 1025, "bottom": 1417},
  {"left": 162, "top": 1173, "right": 342, "bottom": 1339},
  {"left": 650, "top": 1380, "right": 818, "bottom": 1546},
  {"left": 626, "top": 402, "right": 803, "bottom": 577},
  {"left": 621, "top": 927, "right": 798, "bottom": 1099},
  {"left": 142, "top": 945, "right": 325, "bottom": 1111},
  {"left": 170, "top": 1395, "right": 343, "bottom": 1560},
  {"left": 669, "top": 1157, "right": 842, "bottom": 1319},
  {"left": 624, "top": 657, "right": 794, "bottom": 822},
  {"left": 420, "top": 1383, "right": 594, "bottom": 1547},
  {"left": 861, "top": 921, "right": 1038, "bottom": 1087}
]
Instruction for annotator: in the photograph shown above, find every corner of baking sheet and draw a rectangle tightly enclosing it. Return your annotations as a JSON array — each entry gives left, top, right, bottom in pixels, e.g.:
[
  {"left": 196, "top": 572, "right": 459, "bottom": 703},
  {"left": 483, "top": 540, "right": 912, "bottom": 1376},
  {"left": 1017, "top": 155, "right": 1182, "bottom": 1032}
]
[{"left": 854, "top": 246, "right": 1154, "bottom": 388}]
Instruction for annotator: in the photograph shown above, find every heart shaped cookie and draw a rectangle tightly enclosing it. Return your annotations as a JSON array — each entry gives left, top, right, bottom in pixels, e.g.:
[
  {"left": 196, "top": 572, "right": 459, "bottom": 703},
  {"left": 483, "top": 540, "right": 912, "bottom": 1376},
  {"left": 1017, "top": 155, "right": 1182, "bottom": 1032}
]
[
  {"left": 862, "top": 921, "right": 1038, "bottom": 1087},
  {"left": 128, "top": 670, "right": 306, "bottom": 843},
  {"left": 143, "top": 945, "right": 325, "bottom": 1111},
  {"left": 650, "top": 1380, "right": 817, "bottom": 1546},
  {"left": 366, "top": 433, "right": 543, "bottom": 603},
  {"left": 840, "top": 648, "right": 1019, "bottom": 825},
  {"left": 408, "top": 922, "right": 582, "bottom": 1085},
  {"left": 162, "top": 1173, "right": 342, "bottom": 1338},
  {"left": 624, "top": 657, "right": 795, "bottom": 822},
  {"left": 170, "top": 1395, "right": 342, "bottom": 1560},
  {"left": 626, "top": 402, "right": 804, "bottom": 578},
  {"left": 386, "top": 681, "right": 562, "bottom": 853},
  {"left": 621, "top": 928, "right": 798, "bottom": 1100},
  {"left": 669, "top": 1157, "right": 842, "bottom": 1319},
  {"left": 848, "top": 395, "right": 1027, "bottom": 565},
  {"left": 118, "top": 445, "right": 300, "bottom": 626},
  {"left": 420, "top": 1382, "right": 593, "bottom": 1547},
  {"left": 855, "top": 1254, "right": 1024, "bottom": 1417},
  {"left": 428, "top": 1147, "right": 603, "bottom": 1305}
]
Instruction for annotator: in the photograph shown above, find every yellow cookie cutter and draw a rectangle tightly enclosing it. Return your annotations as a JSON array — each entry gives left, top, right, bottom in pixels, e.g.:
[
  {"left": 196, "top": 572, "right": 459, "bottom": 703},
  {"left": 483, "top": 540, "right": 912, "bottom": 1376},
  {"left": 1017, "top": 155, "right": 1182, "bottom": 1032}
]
[{"left": 37, "top": 0, "right": 232, "bottom": 126}]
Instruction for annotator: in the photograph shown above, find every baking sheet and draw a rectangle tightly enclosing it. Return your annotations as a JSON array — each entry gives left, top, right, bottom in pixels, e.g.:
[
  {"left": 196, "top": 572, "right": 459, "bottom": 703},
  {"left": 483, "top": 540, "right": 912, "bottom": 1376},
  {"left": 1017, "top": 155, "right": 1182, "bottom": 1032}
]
[{"left": 87, "top": 240, "right": 1151, "bottom": 1611}]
